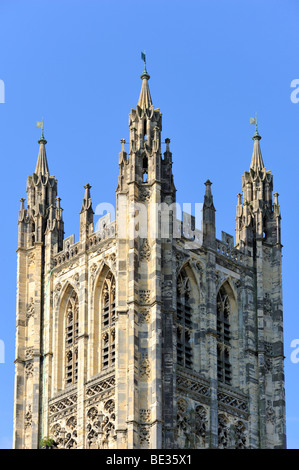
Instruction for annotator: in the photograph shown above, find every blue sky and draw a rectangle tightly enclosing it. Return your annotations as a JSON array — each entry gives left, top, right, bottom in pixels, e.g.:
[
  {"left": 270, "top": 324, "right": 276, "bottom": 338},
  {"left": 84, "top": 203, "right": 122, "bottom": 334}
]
[{"left": 0, "top": 0, "right": 298, "bottom": 449}]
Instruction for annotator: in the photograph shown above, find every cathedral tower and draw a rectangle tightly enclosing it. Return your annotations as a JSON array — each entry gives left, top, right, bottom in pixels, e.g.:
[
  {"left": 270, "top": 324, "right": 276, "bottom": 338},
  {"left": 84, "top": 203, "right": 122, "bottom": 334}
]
[{"left": 13, "top": 64, "right": 286, "bottom": 449}]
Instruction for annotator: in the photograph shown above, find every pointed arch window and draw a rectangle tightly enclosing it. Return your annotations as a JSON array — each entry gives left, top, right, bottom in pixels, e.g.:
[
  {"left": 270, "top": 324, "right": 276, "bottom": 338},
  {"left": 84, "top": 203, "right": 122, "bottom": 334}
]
[
  {"left": 101, "top": 272, "right": 116, "bottom": 370},
  {"left": 177, "top": 268, "right": 193, "bottom": 369},
  {"left": 65, "top": 290, "right": 79, "bottom": 386},
  {"left": 30, "top": 219, "right": 35, "bottom": 246},
  {"left": 142, "top": 156, "right": 148, "bottom": 183},
  {"left": 217, "top": 286, "right": 231, "bottom": 385}
]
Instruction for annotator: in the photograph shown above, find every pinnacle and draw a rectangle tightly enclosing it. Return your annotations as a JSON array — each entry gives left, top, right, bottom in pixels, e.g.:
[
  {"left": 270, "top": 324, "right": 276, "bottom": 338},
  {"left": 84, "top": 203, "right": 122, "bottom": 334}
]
[
  {"left": 137, "top": 71, "right": 153, "bottom": 111},
  {"left": 35, "top": 136, "right": 49, "bottom": 175},
  {"left": 250, "top": 134, "right": 265, "bottom": 171}
]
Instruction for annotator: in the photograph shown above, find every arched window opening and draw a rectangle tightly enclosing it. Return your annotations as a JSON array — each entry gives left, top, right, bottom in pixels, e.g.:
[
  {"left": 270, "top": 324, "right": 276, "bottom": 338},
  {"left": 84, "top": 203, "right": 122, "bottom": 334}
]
[
  {"left": 142, "top": 156, "right": 148, "bottom": 183},
  {"left": 177, "top": 268, "right": 193, "bottom": 369},
  {"left": 142, "top": 171, "right": 148, "bottom": 183},
  {"left": 217, "top": 286, "right": 232, "bottom": 385},
  {"left": 65, "top": 290, "right": 79, "bottom": 386},
  {"left": 31, "top": 221, "right": 35, "bottom": 246},
  {"left": 101, "top": 272, "right": 116, "bottom": 370}
]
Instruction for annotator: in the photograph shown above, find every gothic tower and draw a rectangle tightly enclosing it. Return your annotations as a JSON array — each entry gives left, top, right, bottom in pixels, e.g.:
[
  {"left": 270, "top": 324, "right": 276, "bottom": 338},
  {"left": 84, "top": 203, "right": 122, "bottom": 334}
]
[{"left": 13, "top": 65, "right": 286, "bottom": 449}]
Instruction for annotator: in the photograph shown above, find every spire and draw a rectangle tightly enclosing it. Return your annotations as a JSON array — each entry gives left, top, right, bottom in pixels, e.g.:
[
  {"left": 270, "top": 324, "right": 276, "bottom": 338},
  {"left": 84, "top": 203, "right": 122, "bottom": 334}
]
[
  {"left": 35, "top": 135, "right": 49, "bottom": 175},
  {"left": 203, "top": 180, "right": 216, "bottom": 246},
  {"left": 80, "top": 183, "right": 93, "bottom": 214},
  {"left": 250, "top": 132, "right": 265, "bottom": 171},
  {"left": 137, "top": 52, "right": 153, "bottom": 111},
  {"left": 80, "top": 184, "right": 94, "bottom": 243},
  {"left": 203, "top": 179, "right": 215, "bottom": 210},
  {"left": 249, "top": 116, "right": 265, "bottom": 171}
]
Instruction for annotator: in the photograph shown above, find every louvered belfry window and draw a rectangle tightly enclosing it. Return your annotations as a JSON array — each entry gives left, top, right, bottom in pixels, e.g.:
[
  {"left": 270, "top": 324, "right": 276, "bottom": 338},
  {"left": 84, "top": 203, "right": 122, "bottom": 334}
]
[
  {"left": 177, "top": 269, "right": 193, "bottom": 370},
  {"left": 65, "top": 290, "right": 79, "bottom": 386},
  {"left": 101, "top": 272, "right": 116, "bottom": 370},
  {"left": 217, "top": 287, "right": 232, "bottom": 385}
]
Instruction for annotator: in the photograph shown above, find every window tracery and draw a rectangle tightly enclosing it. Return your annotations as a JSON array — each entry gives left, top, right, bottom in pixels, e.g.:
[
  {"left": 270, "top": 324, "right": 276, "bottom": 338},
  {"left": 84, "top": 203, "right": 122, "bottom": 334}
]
[
  {"left": 217, "top": 286, "right": 232, "bottom": 385},
  {"left": 177, "top": 268, "right": 193, "bottom": 369},
  {"left": 101, "top": 272, "right": 116, "bottom": 370},
  {"left": 65, "top": 290, "right": 79, "bottom": 386}
]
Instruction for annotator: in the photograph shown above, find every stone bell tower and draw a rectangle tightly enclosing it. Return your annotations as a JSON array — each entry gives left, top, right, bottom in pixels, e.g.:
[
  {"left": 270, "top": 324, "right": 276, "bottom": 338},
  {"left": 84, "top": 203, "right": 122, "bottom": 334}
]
[
  {"left": 13, "top": 60, "right": 286, "bottom": 449},
  {"left": 115, "top": 60, "right": 177, "bottom": 448},
  {"left": 14, "top": 131, "right": 64, "bottom": 449},
  {"left": 235, "top": 127, "right": 285, "bottom": 448}
]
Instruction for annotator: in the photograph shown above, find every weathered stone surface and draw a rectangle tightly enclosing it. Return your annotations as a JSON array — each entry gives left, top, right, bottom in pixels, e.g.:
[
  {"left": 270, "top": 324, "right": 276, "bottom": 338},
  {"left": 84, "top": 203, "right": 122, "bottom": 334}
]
[{"left": 13, "top": 68, "right": 286, "bottom": 449}]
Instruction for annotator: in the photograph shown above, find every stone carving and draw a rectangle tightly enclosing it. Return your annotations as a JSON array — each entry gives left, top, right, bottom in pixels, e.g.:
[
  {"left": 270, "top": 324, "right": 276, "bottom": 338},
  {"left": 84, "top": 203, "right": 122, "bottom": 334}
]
[
  {"left": 25, "top": 347, "right": 34, "bottom": 360},
  {"left": 26, "top": 298, "right": 35, "bottom": 326},
  {"left": 54, "top": 241, "right": 80, "bottom": 267},
  {"left": 85, "top": 375, "right": 115, "bottom": 406},
  {"left": 218, "top": 414, "right": 230, "bottom": 448},
  {"left": 266, "top": 400, "right": 275, "bottom": 424},
  {"left": 27, "top": 252, "right": 35, "bottom": 266},
  {"left": 177, "top": 398, "right": 189, "bottom": 442},
  {"left": 176, "top": 398, "right": 193, "bottom": 448},
  {"left": 265, "top": 357, "right": 272, "bottom": 372},
  {"left": 234, "top": 420, "right": 247, "bottom": 449},
  {"left": 54, "top": 281, "right": 62, "bottom": 291},
  {"left": 161, "top": 279, "right": 172, "bottom": 298},
  {"left": 216, "top": 239, "right": 245, "bottom": 265},
  {"left": 175, "top": 251, "right": 190, "bottom": 274},
  {"left": 140, "top": 409, "right": 151, "bottom": 423},
  {"left": 86, "top": 399, "right": 116, "bottom": 449},
  {"left": 139, "top": 354, "right": 151, "bottom": 381},
  {"left": 140, "top": 239, "right": 151, "bottom": 261},
  {"left": 103, "top": 252, "right": 116, "bottom": 272},
  {"left": 139, "top": 289, "right": 151, "bottom": 304},
  {"left": 64, "top": 416, "right": 77, "bottom": 449},
  {"left": 86, "top": 406, "right": 100, "bottom": 448},
  {"left": 215, "top": 271, "right": 228, "bottom": 288},
  {"left": 232, "top": 277, "right": 242, "bottom": 289},
  {"left": 217, "top": 391, "right": 248, "bottom": 414},
  {"left": 49, "top": 393, "right": 77, "bottom": 424},
  {"left": 89, "top": 263, "right": 98, "bottom": 288},
  {"left": 139, "top": 187, "right": 151, "bottom": 202},
  {"left": 218, "top": 413, "right": 248, "bottom": 448},
  {"left": 177, "top": 374, "right": 210, "bottom": 399},
  {"left": 50, "top": 416, "right": 77, "bottom": 449},
  {"left": 90, "top": 263, "right": 98, "bottom": 273},
  {"left": 25, "top": 362, "right": 33, "bottom": 378},
  {"left": 194, "top": 261, "right": 203, "bottom": 275},
  {"left": 24, "top": 405, "right": 32, "bottom": 429},
  {"left": 264, "top": 341, "right": 273, "bottom": 372},
  {"left": 139, "top": 308, "right": 151, "bottom": 324},
  {"left": 177, "top": 271, "right": 191, "bottom": 298},
  {"left": 139, "top": 425, "right": 151, "bottom": 447},
  {"left": 58, "top": 260, "right": 80, "bottom": 273},
  {"left": 195, "top": 405, "right": 208, "bottom": 442},
  {"left": 264, "top": 293, "right": 272, "bottom": 314},
  {"left": 176, "top": 397, "right": 209, "bottom": 449},
  {"left": 53, "top": 282, "right": 63, "bottom": 306},
  {"left": 73, "top": 272, "right": 80, "bottom": 287}
]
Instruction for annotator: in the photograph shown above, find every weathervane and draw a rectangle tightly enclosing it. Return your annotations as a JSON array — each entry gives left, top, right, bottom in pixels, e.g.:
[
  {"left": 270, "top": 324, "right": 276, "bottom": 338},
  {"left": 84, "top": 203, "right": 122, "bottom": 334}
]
[
  {"left": 36, "top": 118, "right": 44, "bottom": 139},
  {"left": 250, "top": 113, "right": 260, "bottom": 137},
  {"left": 141, "top": 51, "right": 147, "bottom": 74}
]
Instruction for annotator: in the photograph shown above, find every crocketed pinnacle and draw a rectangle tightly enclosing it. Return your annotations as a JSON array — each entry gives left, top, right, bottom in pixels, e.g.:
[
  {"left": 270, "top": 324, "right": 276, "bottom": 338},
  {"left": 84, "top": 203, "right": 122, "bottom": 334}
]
[
  {"left": 250, "top": 132, "right": 265, "bottom": 171},
  {"left": 137, "top": 67, "right": 153, "bottom": 111},
  {"left": 80, "top": 183, "right": 93, "bottom": 214},
  {"left": 35, "top": 135, "right": 49, "bottom": 175}
]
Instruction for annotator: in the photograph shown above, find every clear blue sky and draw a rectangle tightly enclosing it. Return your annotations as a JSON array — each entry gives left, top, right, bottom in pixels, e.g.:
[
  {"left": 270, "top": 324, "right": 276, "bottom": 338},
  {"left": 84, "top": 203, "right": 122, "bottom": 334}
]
[{"left": 0, "top": 0, "right": 298, "bottom": 449}]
